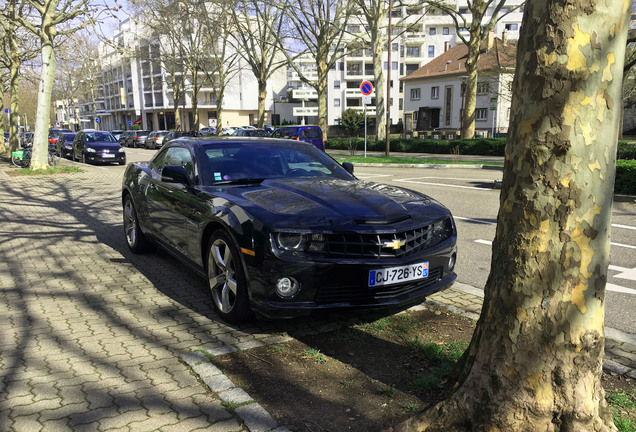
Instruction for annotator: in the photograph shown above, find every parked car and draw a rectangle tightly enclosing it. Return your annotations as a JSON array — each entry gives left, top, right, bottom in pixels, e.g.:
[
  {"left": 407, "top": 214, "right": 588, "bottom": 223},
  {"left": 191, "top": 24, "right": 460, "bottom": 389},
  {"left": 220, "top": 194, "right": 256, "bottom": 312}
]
[
  {"left": 198, "top": 127, "right": 216, "bottom": 136},
  {"left": 110, "top": 130, "right": 125, "bottom": 141},
  {"left": 271, "top": 126, "right": 324, "bottom": 151},
  {"left": 162, "top": 131, "right": 191, "bottom": 146},
  {"left": 128, "top": 130, "right": 151, "bottom": 148},
  {"left": 119, "top": 131, "right": 135, "bottom": 147},
  {"left": 55, "top": 132, "right": 77, "bottom": 159},
  {"left": 231, "top": 128, "right": 271, "bottom": 137},
  {"left": 48, "top": 128, "right": 73, "bottom": 152},
  {"left": 72, "top": 130, "right": 126, "bottom": 165},
  {"left": 222, "top": 127, "right": 238, "bottom": 135},
  {"left": 144, "top": 131, "right": 169, "bottom": 149},
  {"left": 122, "top": 138, "right": 457, "bottom": 323}
]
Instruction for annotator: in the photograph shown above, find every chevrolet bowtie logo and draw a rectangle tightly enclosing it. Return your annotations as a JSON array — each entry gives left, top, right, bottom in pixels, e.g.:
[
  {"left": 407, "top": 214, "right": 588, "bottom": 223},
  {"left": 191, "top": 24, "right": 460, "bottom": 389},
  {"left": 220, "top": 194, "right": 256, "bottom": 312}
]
[{"left": 383, "top": 239, "right": 406, "bottom": 250}]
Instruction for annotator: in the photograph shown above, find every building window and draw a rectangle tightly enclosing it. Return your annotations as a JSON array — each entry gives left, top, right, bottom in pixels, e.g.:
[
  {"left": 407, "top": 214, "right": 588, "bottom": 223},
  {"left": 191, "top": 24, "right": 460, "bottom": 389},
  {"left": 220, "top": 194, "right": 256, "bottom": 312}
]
[
  {"left": 334, "top": 98, "right": 340, "bottom": 107},
  {"left": 392, "top": 61, "right": 398, "bottom": 70},
  {"left": 410, "top": 88, "right": 421, "bottom": 100},
  {"left": 406, "top": 46, "right": 420, "bottom": 57},
  {"left": 476, "top": 108, "right": 488, "bottom": 121},
  {"left": 334, "top": 80, "right": 340, "bottom": 89},
  {"left": 459, "top": 7, "right": 468, "bottom": 14},
  {"left": 443, "top": 27, "right": 449, "bottom": 35},
  {"left": 428, "top": 46, "right": 435, "bottom": 57},
  {"left": 431, "top": 86, "right": 439, "bottom": 99},
  {"left": 392, "top": 43, "right": 399, "bottom": 52},
  {"left": 477, "top": 82, "right": 490, "bottom": 95},
  {"left": 429, "top": 27, "right": 436, "bottom": 35},
  {"left": 407, "top": 7, "right": 422, "bottom": 15},
  {"left": 505, "top": 23, "right": 518, "bottom": 31},
  {"left": 444, "top": 86, "right": 452, "bottom": 126}
]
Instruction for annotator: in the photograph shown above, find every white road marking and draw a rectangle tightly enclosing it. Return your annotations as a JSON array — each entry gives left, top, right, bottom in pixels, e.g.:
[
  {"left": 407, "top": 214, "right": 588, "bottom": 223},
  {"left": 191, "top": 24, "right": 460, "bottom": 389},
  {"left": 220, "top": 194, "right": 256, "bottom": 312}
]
[
  {"left": 395, "top": 178, "right": 493, "bottom": 191},
  {"left": 609, "top": 265, "right": 636, "bottom": 282},
  {"left": 454, "top": 216, "right": 497, "bottom": 225},
  {"left": 607, "top": 284, "right": 636, "bottom": 295},
  {"left": 613, "top": 224, "right": 636, "bottom": 231}
]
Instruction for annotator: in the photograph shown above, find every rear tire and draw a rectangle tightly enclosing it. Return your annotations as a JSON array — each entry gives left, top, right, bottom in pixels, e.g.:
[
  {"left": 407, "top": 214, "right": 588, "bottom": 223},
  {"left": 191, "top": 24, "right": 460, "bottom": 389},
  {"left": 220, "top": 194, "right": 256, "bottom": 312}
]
[
  {"left": 123, "top": 195, "right": 151, "bottom": 253},
  {"left": 207, "top": 230, "right": 252, "bottom": 323}
]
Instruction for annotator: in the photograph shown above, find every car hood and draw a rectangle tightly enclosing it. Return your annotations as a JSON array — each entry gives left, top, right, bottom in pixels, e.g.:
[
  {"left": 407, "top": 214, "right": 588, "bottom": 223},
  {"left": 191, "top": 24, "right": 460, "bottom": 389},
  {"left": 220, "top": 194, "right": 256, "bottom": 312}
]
[
  {"left": 202, "top": 178, "right": 450, "bottom": 229},
  {"left": 87, "top": 142, "right": 122, "bottom": 150}
]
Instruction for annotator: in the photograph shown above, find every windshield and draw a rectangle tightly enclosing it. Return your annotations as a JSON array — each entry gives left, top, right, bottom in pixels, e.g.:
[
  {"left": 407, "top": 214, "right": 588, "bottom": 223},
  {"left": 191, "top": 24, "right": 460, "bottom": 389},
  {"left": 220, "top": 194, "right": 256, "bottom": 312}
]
[
  {"left": 201, "top": 142, "right": 353, "bottom": 185},
  {"left": 86, "top": 132, "right": 117, "bottom": 143}
]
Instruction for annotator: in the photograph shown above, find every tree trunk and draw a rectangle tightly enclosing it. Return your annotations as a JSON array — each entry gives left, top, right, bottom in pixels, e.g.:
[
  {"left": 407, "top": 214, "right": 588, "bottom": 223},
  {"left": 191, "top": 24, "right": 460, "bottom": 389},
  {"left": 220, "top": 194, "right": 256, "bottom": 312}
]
[
  {"left": 460, "top": 27, "right": 481, "bottom": 139},
  {"left": 316, "top": 58, "right": 329, "bottom": 139},
  {"left": 191, "top": 69, "right": 200, "bottom": 132},
  {"left": 257, "top": 79, "right": 267, "bottom": 128},
  {"left": 371, "top": 24, "right": 386, "bottom": 142},
  {"left": 32, "top": 38, "right": 56, "bottom": 169},
  {"left": 395, "top": 0, "right": 629, "bottom": 430},
  {"left": 8, "top": 56, "right": 20, "bottom": 156},
  {"left": 216, "top": 84, "right": 225, "bottom": 135}
]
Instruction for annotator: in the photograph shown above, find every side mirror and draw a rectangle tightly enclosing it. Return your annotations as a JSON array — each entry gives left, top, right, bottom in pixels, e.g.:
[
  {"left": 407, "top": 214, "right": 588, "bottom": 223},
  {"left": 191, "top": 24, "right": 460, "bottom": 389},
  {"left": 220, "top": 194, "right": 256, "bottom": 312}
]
[
  {"left": 162, "top": 165, "right": 192, "bottom": 187},
  {"left": 342, "top": 161, "right": 354, "bottom": 175}
]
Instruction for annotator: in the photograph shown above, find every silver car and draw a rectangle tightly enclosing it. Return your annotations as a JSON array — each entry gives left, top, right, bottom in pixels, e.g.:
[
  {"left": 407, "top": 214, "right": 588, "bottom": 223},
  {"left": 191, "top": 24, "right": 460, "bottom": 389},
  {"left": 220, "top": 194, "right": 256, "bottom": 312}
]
[{"left": 144, "top": 131, "right": 169, "bottom": 149}]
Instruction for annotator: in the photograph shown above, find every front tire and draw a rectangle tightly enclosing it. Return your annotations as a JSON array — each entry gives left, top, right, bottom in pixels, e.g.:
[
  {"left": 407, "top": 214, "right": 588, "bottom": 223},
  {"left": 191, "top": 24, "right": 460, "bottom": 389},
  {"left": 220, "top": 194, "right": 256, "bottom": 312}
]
[
  {"left": 207, "top": 230, "right": 252, "bottom": 323},
  {"left": 123, "top": 195, "right": 151, "bottom": 253}
]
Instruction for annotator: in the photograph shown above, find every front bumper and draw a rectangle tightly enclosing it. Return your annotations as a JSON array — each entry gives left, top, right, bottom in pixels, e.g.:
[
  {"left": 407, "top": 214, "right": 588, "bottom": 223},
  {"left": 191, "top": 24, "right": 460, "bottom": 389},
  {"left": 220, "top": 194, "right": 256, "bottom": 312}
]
[
  {"left": 246, "top": 242, "right": 457, "bottom": 319},
  {"left": 85, "top": 152, "right": 126, "bottom": 164}
]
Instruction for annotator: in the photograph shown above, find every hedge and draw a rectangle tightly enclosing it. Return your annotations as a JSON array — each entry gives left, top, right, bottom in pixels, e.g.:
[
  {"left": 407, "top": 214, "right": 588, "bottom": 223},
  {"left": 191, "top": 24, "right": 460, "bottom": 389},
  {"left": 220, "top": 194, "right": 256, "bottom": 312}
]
[
  {"left": 616, "top": 160, "right": 636, "bottom": 195},
  {"left": 326, "top": 137, "right": 635, "bottom": 196},
  {"left": 325, "top": 137, "right": 507, "bottom": 156}
]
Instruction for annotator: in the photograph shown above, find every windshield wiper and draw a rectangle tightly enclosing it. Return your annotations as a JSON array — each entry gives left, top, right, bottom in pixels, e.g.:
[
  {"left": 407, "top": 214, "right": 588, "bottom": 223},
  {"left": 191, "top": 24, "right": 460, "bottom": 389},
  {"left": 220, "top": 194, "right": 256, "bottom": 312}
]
[{"left": 212, "top": 178, "right": 266, "bottom": 185}]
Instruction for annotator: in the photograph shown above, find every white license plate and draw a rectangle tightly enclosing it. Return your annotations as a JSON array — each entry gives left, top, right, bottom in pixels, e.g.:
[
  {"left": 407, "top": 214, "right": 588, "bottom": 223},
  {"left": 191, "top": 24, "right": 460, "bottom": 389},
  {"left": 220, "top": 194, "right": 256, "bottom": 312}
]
[
  {"left": 368, "top": 262, "right": 429, "bottom": 287},
  {"left": 102, "top": 153, "right": 115, "bottom": 158}
]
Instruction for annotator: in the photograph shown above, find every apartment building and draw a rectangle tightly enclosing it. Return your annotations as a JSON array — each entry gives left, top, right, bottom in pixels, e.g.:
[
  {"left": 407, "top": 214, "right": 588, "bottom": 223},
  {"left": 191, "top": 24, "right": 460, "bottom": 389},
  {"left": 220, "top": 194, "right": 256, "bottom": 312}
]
[
  {"left": 56, "top": 3, "right": 523, "bottom": 131},
  {"left": 275, "top": 0, "right": 523, "bottom": 128},
  {"left": 56, "top": 18, "right": 286, "bottom": 132}
]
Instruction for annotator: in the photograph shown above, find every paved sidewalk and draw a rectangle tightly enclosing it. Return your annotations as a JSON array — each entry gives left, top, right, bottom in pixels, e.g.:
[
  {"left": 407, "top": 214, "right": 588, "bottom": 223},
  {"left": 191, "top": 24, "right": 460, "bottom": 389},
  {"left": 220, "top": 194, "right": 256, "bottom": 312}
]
[{"left": 0, "top": 161, "right": 633, "bottom": 432}]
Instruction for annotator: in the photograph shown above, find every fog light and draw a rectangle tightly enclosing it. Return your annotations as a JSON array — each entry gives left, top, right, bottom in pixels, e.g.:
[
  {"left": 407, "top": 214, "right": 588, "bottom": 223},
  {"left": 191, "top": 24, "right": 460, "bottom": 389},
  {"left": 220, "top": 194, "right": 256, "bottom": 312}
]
[
  {"left": 276, "top": 277, "right": 300, "bottom": 298},
  {"left": 449, "top": 253, "right": 456, "bottom": 271}
]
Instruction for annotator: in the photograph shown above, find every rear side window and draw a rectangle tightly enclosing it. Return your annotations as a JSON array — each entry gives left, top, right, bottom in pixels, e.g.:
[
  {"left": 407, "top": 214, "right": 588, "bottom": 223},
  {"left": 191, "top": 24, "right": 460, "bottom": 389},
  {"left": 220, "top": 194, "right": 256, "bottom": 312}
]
[{"left": 300, "top": 128, "right": 321, "bottom": 139}]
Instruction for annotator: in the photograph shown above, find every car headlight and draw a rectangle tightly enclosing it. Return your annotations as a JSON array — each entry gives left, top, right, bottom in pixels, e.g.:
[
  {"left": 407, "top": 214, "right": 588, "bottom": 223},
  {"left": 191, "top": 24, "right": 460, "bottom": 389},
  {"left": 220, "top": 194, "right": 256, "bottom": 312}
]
[
  {"left": 64, "top": 143, "right": 72, "bottom": 149},
  {"left": 274, "top": 233, "right": 325, "bottom": 253},
  {"left": 118, "top": 147, "right": 125, "bottom": 153},
  {"left": 431, "top": 217, "right": 453, "bottom": 243},
  {"left": 86, "top": 147, "right": 96, "bottom": 153}
]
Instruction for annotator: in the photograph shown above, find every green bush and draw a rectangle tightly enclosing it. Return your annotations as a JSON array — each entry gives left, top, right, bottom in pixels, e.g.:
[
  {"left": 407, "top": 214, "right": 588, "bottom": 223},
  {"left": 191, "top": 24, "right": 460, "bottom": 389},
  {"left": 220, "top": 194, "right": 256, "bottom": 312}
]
[
  {"left": 615, "top": 160, "right": 636, "bottom": 195},
  {"left": 325, "top": 137, "right": 506, "bottom": 155},
  {"left": 617, "top": 142, "right": 636, "bottom": 160}
]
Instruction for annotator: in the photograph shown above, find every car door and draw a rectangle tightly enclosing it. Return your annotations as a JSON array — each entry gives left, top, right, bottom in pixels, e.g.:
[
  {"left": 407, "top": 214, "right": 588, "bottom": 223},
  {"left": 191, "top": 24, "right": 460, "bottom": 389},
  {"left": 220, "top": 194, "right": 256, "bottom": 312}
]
[{"left": 145, "top": 146, "right": 198, "bottom": 258}]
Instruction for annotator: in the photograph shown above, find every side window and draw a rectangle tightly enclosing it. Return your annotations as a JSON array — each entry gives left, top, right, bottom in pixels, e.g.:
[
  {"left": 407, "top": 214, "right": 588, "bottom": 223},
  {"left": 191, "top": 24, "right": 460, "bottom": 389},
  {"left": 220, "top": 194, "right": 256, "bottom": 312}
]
[
  {"left": 272, "top": 131, "right": 281, "bottom": 138},
  {"left": 163, "top": 147, "right": 195, "bottom": 178}
]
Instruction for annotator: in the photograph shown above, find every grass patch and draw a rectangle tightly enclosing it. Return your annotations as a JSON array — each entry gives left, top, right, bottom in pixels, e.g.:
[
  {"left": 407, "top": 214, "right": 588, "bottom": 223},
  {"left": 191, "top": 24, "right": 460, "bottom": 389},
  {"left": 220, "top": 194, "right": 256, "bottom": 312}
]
[
  {"left": 7, "top": 166, "right": 83, "bottom": 176},
  {"left": 331, "top": 154, "right": 504, "bottom": 166},
  {"left": 607, "top": 389, "right": 636, "bottom": 432},
  {"left": 303, "top": 348, "right": 327, "bottom": 363}
]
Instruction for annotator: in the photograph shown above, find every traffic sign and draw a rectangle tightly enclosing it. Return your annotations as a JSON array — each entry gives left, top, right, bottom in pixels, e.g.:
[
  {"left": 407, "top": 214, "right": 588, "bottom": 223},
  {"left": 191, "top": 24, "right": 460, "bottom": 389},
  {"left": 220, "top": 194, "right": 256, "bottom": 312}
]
[
  {"left": 362, "top": 96, "right": 372, "bottom": 105},
  {"left": 128, "top": 121, "right": 132, "bottom": 126},
  {"left": 360, "top": 81, "right": 373, "bottom": 96},
  {"left": 95, "top": 118, "right": 100, "bottom": 124}
]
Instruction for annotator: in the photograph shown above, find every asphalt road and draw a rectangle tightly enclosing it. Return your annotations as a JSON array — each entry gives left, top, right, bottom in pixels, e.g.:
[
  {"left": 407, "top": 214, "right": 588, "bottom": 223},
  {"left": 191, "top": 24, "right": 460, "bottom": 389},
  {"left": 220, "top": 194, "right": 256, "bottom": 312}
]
[
  {"left": 107, "top": 147, "right": 636, "bottom": 335},
  {"left": 352, "top": 164, "right": 636, "bottom": 336}
]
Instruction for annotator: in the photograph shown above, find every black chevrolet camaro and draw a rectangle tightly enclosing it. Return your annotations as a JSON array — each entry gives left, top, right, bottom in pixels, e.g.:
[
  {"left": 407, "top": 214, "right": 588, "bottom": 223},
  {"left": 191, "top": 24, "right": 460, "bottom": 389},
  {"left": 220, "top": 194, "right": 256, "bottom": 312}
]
[{"left": 122, "top": 138, "right": 458, "bottom": 323}]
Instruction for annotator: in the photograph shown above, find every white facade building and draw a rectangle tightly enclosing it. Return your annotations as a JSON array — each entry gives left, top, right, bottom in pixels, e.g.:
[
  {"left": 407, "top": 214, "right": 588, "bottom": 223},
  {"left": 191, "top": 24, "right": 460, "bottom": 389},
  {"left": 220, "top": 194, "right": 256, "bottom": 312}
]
[
  {"left": 56, "top": 3, "right": 523, "bottom": 132},
  {"left": 402, "top": 34, "right": 516, "bottom": 136}
]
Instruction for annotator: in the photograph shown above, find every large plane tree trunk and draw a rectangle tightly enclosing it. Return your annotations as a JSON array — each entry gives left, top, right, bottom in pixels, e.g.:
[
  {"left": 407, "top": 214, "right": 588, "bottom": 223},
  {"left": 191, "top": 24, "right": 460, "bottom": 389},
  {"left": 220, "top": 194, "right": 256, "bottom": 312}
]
[{"left": 395, "top": 0, "right": 630, "bottom": 430}]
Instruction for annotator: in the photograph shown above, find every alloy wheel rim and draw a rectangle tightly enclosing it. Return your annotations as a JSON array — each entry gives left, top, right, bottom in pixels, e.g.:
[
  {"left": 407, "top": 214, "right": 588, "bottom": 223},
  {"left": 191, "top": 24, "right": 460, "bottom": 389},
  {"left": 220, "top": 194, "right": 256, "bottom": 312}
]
[
  {"left": 208, "top": 239, "right": 238, "bottom": 314},
  {"left": 124, "top": 200, "right": 137, "bottom": 247}
]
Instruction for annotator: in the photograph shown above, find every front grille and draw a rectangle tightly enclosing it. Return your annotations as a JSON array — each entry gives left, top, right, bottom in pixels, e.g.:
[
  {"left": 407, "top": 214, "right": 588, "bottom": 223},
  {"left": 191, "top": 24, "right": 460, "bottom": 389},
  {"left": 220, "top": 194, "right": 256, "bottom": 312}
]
[
  {"left": 321, "top": 227, "right": 434, "bottom": 259},
  {"left": 315, "top": 267, "right": 442, "bottom": 304}
]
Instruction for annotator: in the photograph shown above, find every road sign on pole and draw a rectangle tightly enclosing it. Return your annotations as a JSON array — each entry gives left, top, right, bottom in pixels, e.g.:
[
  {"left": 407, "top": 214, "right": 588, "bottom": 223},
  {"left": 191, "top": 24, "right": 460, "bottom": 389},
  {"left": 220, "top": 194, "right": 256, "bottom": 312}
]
[{"left": 360, "top": 81, "right": 373, "bottom": 96}]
